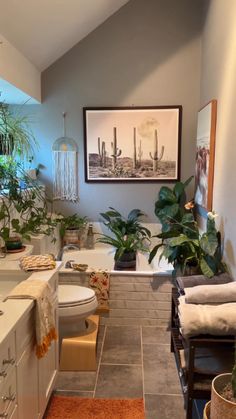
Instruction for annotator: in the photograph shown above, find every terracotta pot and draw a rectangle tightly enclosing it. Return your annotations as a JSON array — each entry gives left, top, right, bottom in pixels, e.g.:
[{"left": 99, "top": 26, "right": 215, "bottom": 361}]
[
  {"left": 211, "top": 373, "right": 236, "bottom": 419},
  {"left": 203, "top": 401, "right": 211, "bottom": 419}
]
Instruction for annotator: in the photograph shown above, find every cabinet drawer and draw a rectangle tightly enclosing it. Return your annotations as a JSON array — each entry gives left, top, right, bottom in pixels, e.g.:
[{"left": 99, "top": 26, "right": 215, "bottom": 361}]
[
  {"left": 16, "top": 312, "right": 35, "bottom": 361},
  {"left": 0, "top": 366, "right": 17, "bottom": 418},
  {"left": 0, "top": 333, "right": 16, "bottom": 384}
]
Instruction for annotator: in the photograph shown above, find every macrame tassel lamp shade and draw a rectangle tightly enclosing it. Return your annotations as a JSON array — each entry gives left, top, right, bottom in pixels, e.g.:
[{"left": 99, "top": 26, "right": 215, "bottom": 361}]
[{"left": 52, "top": 113, "right": 79, "bottom": 202}]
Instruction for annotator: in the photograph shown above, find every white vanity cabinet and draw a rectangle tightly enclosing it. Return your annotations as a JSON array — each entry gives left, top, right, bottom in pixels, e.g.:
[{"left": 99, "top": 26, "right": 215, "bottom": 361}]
[
  {"left": 0, "top": 333, "right": 17, "bottom": 419},
  {"left": 0, "top": 269, "right": 59, "bottom": 419}
]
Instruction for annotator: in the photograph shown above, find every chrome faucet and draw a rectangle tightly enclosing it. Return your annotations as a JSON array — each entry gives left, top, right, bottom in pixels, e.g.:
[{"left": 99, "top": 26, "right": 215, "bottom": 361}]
[{"left": 56, "top": 244, "right": 80, "bottom": 261}]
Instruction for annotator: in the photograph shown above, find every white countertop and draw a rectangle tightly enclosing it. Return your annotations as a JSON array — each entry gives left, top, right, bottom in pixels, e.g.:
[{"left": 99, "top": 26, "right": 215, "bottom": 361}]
[{"left": 0, "top": 262, "right": 61, "bottom": 345}]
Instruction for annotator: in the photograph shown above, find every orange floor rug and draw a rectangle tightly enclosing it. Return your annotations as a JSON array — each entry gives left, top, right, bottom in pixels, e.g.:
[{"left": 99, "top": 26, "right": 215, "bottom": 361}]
[{"left": 44, "top": 395, "right": 145, "bottom": 419}]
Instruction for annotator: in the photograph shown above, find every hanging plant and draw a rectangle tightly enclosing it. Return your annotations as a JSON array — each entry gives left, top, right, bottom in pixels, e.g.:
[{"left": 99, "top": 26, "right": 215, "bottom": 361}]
[{"left": 0, "top": 103, "right": 38, "bottom": 159}]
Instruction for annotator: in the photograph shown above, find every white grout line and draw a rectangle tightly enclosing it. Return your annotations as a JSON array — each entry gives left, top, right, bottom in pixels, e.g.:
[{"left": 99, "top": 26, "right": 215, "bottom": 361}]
[
  {"left": 100, "top": 362, "right": 142, "bottom": 366},
  {"left": 140, "top": 325, "right": 145, "bottom": 409},
  {"left": 93, "top": 325, "right": 107, "bottom": 398},
  {"left": 144, "top": 392, "right": 183, "bottom": 397}
]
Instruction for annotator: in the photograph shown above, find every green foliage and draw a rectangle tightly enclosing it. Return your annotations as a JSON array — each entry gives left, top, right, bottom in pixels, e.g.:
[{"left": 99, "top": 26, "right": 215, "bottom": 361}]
[
  {"left": 0, "top": 160, "right": 57, "bottom": 242},
  {"left": 98, "top": 207, "right": 151, "bottom": 260},
  {"left": 150, "top": 177, "right": 227, "bottom": 278},
  {"left": 59, "top": 213, "right": 88, "bottom": 238},
  {"left": 0, "top": 103, "right": 38, "bottom": 159}
]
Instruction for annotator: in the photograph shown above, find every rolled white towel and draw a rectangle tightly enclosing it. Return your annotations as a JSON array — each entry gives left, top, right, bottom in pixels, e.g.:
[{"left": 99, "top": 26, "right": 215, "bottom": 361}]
[{"left": 185, "top": 281, "right": 236, "bottom": 304}]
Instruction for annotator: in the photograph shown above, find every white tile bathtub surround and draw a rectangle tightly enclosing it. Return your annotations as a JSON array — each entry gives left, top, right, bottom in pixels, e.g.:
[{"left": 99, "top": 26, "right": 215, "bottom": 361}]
[{"left": 59, "top": 271, "right": 173, "bottom": 327}]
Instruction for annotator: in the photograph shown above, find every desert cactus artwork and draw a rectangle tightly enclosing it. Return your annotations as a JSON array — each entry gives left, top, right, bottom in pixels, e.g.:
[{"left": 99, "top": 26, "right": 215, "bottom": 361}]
[
  {"left": 133, "top": 127, "right": 137, "bottom": 169},
  {"left": 98, "top": 137, "right": 107, "bottom": 167},
  {"left": 111, "top": 127, "right": 122, "bottom": 170},
  {"left": 138, "top": 140, "right": 143, "bottom": 167},
  {"left": 149, "top": 129, "right": 164, "bottom": 172}
]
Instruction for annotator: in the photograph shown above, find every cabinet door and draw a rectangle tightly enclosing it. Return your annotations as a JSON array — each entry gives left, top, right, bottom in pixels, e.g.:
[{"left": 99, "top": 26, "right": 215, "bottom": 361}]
[
  {"left": 17, "top": 339, "right": 38, "bottom": 419},
  {"left": 38, "top": 307, "right": 58, "bottom": 417}
]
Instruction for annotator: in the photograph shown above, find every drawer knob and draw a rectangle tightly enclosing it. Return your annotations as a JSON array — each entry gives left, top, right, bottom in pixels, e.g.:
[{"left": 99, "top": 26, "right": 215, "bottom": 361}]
[
  {"left": 2, "top": 358, "right": 15, "bottom": 366},
  {"left": 0, "top": 371, "right": 7, "bottom": 378},
  {"left": 2, "top": 393, "right": 16, "bottom": 402}
]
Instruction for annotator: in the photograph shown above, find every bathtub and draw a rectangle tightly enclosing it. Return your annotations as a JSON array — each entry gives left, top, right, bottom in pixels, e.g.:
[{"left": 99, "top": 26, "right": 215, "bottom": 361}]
[{"left": 60, "top": 245, "right": 173, "bottom": 276}]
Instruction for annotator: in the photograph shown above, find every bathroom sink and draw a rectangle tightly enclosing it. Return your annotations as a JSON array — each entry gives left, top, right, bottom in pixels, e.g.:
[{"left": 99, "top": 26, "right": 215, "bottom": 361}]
[{"left": 0, "top": 270, "right": 30, "bottom": 301}]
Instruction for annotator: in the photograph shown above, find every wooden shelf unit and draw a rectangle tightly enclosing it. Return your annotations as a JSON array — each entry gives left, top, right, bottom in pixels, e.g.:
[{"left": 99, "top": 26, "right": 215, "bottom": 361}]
[{"left": 171, "top": 287, "right": 235, "bottom": 419}]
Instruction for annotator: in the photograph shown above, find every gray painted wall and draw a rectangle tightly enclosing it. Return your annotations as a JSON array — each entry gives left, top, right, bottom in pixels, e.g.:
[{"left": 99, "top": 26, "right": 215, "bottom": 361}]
[
  {"left": 200, "top": 0, "right": 236, "bottom": 276},
  {"left": 28, "top": 0, "right": 203, "bottom": 222}
]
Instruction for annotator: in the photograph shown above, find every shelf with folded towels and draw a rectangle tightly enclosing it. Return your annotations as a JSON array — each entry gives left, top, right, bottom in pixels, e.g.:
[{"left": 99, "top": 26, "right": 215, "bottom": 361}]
[{"left": 171, "top": 285, "right": 236, "bottom": 419}]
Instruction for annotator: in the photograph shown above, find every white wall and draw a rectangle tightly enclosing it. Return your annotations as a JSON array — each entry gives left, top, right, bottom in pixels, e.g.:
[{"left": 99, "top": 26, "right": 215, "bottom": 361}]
[
  {"left": 200, "top": 0, "right": 236, "bottom": 276},
  {"left": 0, "top": 34, "right": 41, "bottom": 102}
]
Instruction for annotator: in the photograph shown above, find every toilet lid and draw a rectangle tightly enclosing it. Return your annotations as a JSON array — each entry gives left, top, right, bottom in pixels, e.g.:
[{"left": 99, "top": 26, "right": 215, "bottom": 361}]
[{"left": 58, "top": 285, "right": 95, "bottom": 306}]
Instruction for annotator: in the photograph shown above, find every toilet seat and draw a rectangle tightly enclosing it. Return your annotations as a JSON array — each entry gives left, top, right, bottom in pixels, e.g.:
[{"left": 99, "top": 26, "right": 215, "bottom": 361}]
[{"left": 58, "top": 284, "right": 96, "bottom": 307}]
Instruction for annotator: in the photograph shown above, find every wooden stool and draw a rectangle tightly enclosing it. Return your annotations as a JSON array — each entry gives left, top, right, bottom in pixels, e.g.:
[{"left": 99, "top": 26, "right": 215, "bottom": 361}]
[{"left": 60, "top": 315, "right": 99, "bottom": 371}]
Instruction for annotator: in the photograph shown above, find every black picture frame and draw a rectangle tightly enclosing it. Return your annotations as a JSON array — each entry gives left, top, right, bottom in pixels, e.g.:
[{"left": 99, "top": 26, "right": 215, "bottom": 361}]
[{"left": 83, "top": 106, "right": 182, "bottom": 183}]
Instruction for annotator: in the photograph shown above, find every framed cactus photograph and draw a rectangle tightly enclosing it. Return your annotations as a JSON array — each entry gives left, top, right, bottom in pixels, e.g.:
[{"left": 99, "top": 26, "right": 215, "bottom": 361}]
[{"left": 83, "top": 106, "right": 182, "bottom": 182}]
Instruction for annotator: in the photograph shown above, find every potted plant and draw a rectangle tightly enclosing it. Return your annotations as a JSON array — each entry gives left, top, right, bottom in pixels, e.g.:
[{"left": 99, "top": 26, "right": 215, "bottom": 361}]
[
  {"left": 0, "top": 160, "right": 57, "bottom": 248},
  {"left": 149, "top": 177, "right": 227, "bottom": 278},
  {"left": 0, "top": 103, "right": 38, "bottom": 160},
  {"left": 203, "top": 359, "right": 236, "bottom": 418},
  {"left": 97, "top": 207, "right": 151, "bottom": 270},
  {"left": 59, "top": 213, "right": 88, "bottom": 246}
]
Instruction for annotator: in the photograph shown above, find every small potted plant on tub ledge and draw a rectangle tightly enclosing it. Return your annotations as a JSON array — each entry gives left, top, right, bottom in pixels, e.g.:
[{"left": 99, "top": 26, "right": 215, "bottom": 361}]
[
  {"left": 59, "top": 213, "right": 88, "bottom": 247},
  {"left": 97, "top": 207, "right": 151, "bottom": 270}
]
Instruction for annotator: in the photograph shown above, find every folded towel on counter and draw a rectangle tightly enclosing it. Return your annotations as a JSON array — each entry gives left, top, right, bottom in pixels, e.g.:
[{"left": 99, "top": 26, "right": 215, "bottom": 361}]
[
  {"left": 176, "top": 272, "right": 232, "bottom": 292},
  {"left": 178, "top": 295, "right": 236, "bottom": 337},
  {"left": 5, "top": 279, "right": 57, "bottom": 358},
  {"left": 184, "top": 281, "right": 236, "bottom": 304},
  {"left": 89, "top": 270, "right": 110, "bottom": 312},
  {"left": 20, "top": 254, "right": 56, "bottom": 271}
]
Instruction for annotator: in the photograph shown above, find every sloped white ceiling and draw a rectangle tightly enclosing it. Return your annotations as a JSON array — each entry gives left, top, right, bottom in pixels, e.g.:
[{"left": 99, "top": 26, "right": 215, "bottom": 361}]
[{"left": 0, "top": 0, "right": 130, "bottom": 71}]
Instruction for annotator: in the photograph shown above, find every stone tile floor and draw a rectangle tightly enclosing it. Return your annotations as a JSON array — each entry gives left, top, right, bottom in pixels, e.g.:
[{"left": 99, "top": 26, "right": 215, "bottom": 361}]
[{"left": 54, "top": 325, "right": 207, "bottom": 418}]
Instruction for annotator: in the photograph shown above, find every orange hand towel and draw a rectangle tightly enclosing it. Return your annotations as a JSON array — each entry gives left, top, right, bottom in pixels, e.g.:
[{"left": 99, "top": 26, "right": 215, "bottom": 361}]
[{"left": 5, "top": 279, "right": 57, "bottom": 358}]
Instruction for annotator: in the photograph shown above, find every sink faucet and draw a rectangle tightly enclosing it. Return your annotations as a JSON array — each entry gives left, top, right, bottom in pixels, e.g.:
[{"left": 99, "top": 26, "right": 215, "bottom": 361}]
[{"left": 56, "top": 244, "right": 80, "bottom": 261}]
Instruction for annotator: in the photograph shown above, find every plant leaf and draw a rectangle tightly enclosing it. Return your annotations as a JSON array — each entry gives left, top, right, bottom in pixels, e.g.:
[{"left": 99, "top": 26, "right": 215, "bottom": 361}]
[
  {"left": 148, "top": 243, "right": 163, "bottom": 263},
  {"left": 200, "top": 257, "right": 214, "bottom": 277}
]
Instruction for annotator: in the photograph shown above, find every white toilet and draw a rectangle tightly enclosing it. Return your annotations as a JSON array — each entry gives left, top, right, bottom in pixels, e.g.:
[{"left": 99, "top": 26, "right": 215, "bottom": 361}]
[{"left": 58, "top": 284, "right": 98, "bottom": 337}]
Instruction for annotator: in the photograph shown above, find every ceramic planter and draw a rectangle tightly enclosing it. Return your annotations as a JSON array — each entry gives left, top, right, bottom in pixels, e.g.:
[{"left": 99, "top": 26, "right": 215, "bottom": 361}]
[
  {"left": 203, "top": 401, "right": 211, "bottom": 419},
  {"left": 63, "top": 228, "right": 80, "bottom": 246},
  {"left": 5, "top": 235, "right": 23, "bottom": 251},
  {"left": 211, "top": 373, "right": 236, "bottom": 419},
  {"left": 114, "top": 251, "right": 136, "bottom": 271}
]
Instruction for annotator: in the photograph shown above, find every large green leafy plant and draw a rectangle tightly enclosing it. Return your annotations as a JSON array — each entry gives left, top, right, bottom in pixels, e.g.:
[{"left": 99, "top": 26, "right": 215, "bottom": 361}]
[
  {"left": 149, "top": 177, "right": 227, "bottom": 277},
  {"left": 0, "top": 159, "right": 57, "bottom": 242},
  {"left": 97, "top": 207, "right": 151, "bottom": 260}
]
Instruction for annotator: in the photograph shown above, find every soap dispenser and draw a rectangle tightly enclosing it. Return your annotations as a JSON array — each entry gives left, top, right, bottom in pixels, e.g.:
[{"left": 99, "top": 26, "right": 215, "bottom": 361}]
[{"left": 86, "top": 223, "right": 95, "bottom": 249}]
